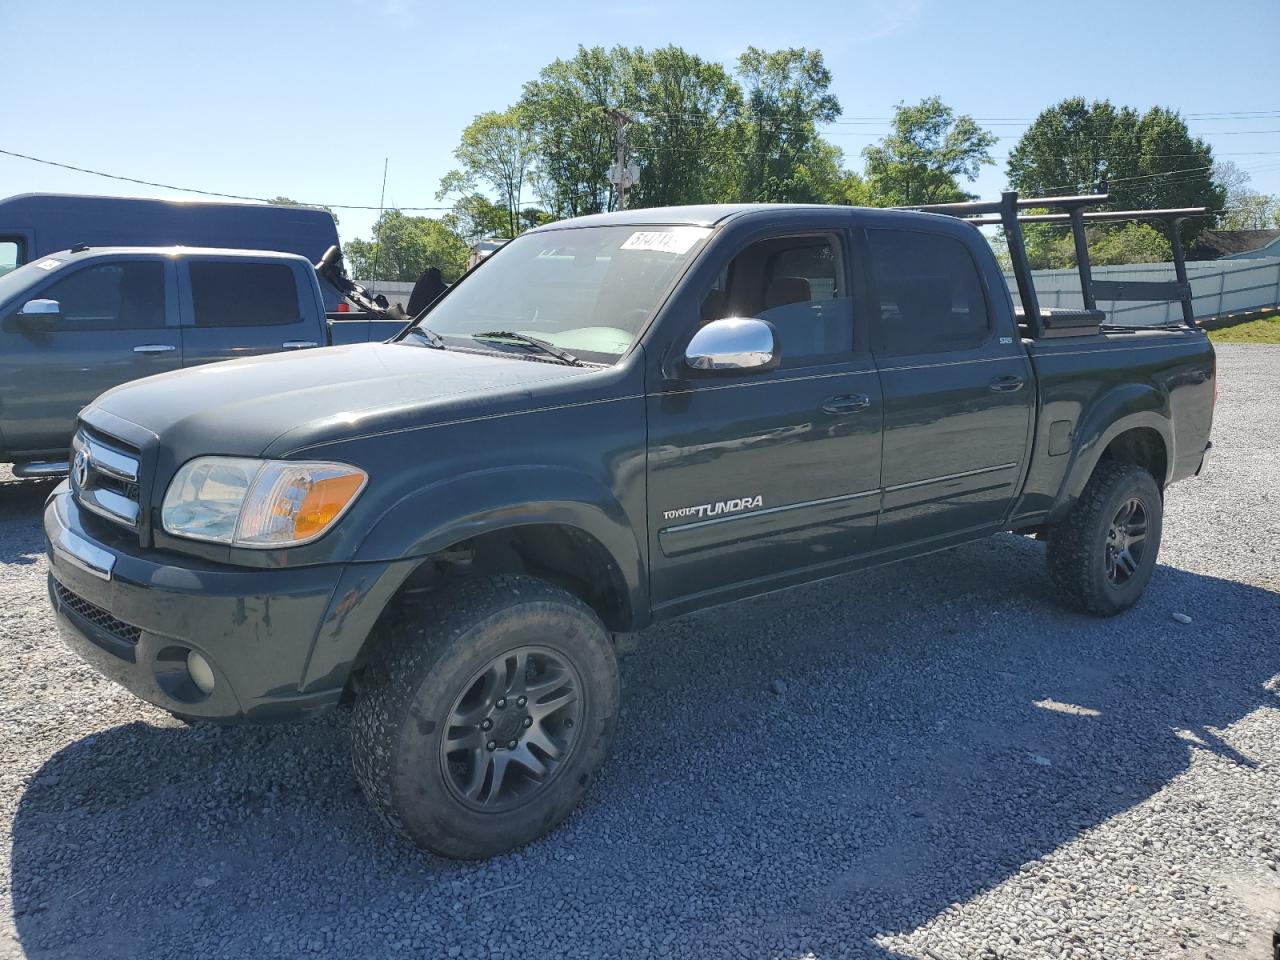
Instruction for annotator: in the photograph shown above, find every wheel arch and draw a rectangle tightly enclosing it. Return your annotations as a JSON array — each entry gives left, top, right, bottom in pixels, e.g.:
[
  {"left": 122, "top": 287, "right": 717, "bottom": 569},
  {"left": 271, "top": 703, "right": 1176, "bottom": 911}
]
[
  {"left": 298, "top": 467, "right": 648, "bottom": 694},
  {"left": 1047, "top": 384, "right": 1174, "bottom": 524}
]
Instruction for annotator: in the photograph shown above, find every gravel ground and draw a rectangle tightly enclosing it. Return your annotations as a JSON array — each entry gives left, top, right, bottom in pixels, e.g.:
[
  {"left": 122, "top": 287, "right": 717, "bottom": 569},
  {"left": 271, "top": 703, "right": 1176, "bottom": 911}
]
[{"left": 1, "top": 344, "right": 1278, "bottom": 960}]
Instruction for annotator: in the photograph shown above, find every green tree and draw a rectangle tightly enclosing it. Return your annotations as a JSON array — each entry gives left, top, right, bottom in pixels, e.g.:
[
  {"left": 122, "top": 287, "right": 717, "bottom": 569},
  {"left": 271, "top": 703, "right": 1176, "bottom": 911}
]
[
  {"left": 862, "top": 97, "right": 997, "bottom": 205},
  {"left": 442, "top": 193, "right": 513, "bottom": 245},
  {"left": 514, "top": 44, "right": 858, "bottom": 213},
  {"left": 519, "top": 45, "right": 633, "bottom": 218},
  {"left": 437, "top": 107, "right": 536, "bottom": 238},
  {"left": 626, "top": 45, "right": 745, "bottom": 207},
  {"left": 1219, "top": 193, "right": 1280, "bottom": 230},
  {"left": 1005, "top": 99, "right": 1137, "bottom": 200},
  {"left": 735, "top": 47, "right": 842, "bottom": 202},
  {"left": 343, "top": 211, "right": 469, "bottom": 282},
  {"left": 1089, "top": 223, "right": 1172, "bottom": 265},
  {"left": 1024, "top": 222, "right": 1172, "bottom": 269},
  {"left": 1006, "top": 98, "right": 1224, "bottom": 247}
]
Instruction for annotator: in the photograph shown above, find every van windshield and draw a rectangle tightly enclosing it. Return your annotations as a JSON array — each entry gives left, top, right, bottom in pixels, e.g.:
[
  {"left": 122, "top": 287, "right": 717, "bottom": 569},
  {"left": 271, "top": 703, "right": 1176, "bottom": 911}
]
[{"left": 409, "top": 225, "right": 710, "bottom": 363}]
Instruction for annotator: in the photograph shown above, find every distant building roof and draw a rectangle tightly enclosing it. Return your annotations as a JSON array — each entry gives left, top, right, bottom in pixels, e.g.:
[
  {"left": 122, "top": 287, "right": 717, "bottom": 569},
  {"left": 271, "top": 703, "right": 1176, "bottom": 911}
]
[{"left": 1189, "top": 229, "right": 1280, "bottom": 260}]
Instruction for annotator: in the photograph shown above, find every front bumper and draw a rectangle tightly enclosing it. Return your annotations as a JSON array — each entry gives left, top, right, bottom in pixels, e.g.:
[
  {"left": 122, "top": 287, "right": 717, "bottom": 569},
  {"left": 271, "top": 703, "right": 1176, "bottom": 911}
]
[{"left": 44, "top": 486, "right": 364, "bottom": 722}]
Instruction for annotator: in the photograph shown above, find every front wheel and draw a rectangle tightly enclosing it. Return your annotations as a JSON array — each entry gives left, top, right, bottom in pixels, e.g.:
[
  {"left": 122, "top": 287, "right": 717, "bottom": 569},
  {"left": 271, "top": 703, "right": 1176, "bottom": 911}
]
[
  {"left": 1047, "top": 462, "right": 1164, "bottom": 616},
  {"left": 351, "top": 575, "right": 620, "bottom": 859}
]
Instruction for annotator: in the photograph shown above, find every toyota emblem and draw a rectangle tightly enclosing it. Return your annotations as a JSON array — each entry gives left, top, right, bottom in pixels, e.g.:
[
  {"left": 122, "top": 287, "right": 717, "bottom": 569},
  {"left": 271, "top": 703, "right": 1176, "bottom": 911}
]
[{"left": 72, "top": 448, "right": 91, "bottom": 489}]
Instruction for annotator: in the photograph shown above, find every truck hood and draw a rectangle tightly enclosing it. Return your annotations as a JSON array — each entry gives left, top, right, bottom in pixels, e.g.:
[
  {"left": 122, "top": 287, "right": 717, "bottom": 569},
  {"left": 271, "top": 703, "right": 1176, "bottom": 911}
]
[{"left": 83, "top": 342, "right": 598, "bottom": 458}]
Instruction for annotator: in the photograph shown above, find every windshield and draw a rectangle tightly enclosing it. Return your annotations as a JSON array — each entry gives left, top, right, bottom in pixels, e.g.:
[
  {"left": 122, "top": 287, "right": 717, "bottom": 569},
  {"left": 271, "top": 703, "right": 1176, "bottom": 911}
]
[{"left": 409, "top": 225, "right": 710, "bottom": 363}]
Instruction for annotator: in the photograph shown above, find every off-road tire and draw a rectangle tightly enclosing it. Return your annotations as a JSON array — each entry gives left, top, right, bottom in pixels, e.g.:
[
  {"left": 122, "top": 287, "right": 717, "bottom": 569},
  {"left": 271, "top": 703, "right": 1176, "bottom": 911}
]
[
  {"left": 1047, "top": 461, "right": 1163, "bottom": 616},
  {"left": 351, "top": 575, "right": 620, "bottom": 859}
]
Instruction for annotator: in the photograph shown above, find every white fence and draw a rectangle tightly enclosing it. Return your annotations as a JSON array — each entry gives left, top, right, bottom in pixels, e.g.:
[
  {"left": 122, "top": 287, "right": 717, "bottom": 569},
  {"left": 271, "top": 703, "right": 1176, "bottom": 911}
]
[
  {"left": 1005, "top": 256, "right": 1280, "bottom": 325},
  {"left": 355, "top": 280, "right": 416, "bottom": 303}
]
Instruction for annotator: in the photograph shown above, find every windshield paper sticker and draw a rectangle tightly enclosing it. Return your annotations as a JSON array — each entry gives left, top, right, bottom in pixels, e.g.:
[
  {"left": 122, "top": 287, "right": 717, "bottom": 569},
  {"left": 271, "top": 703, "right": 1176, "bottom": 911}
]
[
  {"left": 621, "top": 227, "right": 709, "bottom": 255},
  {"left": 34, "top": 259, "right": 60, "bottom": 271}
]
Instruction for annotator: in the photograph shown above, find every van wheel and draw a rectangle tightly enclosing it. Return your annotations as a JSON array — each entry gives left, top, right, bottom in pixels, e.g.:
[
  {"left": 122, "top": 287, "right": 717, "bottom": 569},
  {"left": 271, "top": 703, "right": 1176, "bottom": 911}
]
[
  {"left": 351, "top": 575, "right": 619, "bottom": 859},
  {"left": 1047, "top": 462, "right": 1163, "bottom": 616}
]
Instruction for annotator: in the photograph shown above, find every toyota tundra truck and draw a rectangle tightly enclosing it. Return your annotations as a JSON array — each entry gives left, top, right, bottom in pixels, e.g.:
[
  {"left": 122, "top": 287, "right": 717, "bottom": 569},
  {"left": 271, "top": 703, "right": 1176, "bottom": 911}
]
[{"left": 42, "top": 194, "right": 1216, "bottom": 859}]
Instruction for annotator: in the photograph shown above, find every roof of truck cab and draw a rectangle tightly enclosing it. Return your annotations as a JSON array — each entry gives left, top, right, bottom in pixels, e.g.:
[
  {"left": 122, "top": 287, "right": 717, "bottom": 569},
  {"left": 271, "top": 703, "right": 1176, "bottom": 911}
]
[
  {"left": 529, "top": 203, "right": 980, "bottom": 232},
  {"left": 531, "top": 204, "right": 848, "bottom": 230}
]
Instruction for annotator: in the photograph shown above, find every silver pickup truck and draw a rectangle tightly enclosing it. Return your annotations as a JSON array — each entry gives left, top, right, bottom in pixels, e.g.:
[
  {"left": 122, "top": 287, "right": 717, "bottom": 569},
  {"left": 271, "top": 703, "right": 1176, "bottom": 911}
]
[{"left": 0, "top": 246, "right": 405, "bottom": 475}]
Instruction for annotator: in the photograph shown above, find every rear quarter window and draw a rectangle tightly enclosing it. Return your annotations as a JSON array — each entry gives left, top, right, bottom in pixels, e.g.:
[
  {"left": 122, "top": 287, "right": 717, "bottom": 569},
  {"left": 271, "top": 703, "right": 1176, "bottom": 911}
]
[{"left": 189, "top": 261, "right": 300, "bottom": 327}]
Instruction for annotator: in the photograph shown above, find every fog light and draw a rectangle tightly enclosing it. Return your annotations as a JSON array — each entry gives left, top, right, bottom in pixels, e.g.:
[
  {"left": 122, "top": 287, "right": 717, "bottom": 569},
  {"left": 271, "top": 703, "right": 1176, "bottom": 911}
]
[{"left": 187, "top": 651, "right": 216, "bottom": 695}]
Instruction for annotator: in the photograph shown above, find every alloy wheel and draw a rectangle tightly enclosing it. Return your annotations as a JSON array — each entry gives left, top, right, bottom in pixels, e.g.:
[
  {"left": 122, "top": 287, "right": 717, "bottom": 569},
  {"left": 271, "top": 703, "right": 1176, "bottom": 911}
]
[
  {"left": 1104, "top": 496, "right": 1149, "bottom": 586},
  {"left": 441, "top": 645, "right": 583, "bottom": 812}
]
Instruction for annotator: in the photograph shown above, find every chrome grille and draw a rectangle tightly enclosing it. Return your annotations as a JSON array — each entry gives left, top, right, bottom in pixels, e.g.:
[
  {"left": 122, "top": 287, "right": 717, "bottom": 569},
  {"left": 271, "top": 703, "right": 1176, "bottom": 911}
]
[
  {"left": 72, "top": 429, "right": 143, "bottom": 530},
  {"left": 53, "top": 580, "right": 142, "bottom": 646}
]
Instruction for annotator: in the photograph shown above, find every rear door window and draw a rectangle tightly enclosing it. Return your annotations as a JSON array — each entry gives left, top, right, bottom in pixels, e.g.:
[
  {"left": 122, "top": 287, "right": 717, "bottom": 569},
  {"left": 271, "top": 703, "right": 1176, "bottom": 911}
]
[
  {"left": 22, "top": 261, "right": 166, "bottom": 330},
  {"left": 867, "top": 229, "right": 990, "bottom": 356},
  {"left": 188, "top": 261, "right": 300, "bottom": 327}
]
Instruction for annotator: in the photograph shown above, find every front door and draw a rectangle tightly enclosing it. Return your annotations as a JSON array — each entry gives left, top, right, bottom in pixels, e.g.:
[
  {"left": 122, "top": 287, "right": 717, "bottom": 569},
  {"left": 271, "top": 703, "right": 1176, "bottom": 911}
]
[
  {"left": 0, "top": 257, "right": 181, "bottom": 458},
  {"left": 865, "top": 225, "right": 1034, "bottom": 547},
  {"left": 646, "top": 227, "right": 883, "bottom": 611}
]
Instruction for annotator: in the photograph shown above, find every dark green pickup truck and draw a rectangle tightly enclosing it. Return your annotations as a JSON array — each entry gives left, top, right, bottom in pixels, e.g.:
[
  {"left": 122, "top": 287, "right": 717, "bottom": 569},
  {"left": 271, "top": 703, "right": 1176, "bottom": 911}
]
[{"left": 43, "top": 195, "right": 1215, "bottom": 859}]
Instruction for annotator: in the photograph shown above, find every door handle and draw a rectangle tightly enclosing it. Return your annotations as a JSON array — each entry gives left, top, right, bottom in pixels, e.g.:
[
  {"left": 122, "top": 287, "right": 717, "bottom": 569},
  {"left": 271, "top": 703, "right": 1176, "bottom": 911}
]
[
  {"left": 133, "top": 344, "right": 176, "bottom": 354},
  {"left": 989, "top": 375, "right": 1025, "bottom": 393},
  {"left": 282, "top": 340, "right": 319, "bottom": 350},
  {"left": 822, "top": 394, "right": 872, "bottom": 415}
]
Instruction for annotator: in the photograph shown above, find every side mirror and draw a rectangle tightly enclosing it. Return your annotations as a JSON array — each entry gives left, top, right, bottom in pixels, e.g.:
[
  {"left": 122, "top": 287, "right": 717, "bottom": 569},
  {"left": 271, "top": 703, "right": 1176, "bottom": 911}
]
[
  {"left": 684, "top": 317, "right": 779, "bottom": 374},
  {"left": 17, "top": 298, "right": 61, "bottom": 328}
]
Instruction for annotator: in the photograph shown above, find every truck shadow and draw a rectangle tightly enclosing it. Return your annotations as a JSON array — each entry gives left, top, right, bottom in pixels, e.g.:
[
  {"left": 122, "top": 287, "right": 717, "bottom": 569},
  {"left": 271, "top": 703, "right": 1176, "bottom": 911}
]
[{"left": 10, "top": 535, "right": 1280, "bottom": 959}]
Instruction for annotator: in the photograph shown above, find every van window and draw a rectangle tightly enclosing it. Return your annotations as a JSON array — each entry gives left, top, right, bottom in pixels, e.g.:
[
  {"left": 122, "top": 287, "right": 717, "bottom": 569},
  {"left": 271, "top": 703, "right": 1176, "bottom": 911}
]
[
  {"left": 189, "top": 261, "right": 300, "bottom": 327},
  {"left": 867, "top": 229, "right": 990, "bottom": 356},
  {"left": 699, "top": 234, "right": 852, "bottom": 366},
  {"left": 0, "top": 240, "right": 20, "bottom": 278},
  {"left": 23, "top": 261, "right": 166, "bottom": 330}
]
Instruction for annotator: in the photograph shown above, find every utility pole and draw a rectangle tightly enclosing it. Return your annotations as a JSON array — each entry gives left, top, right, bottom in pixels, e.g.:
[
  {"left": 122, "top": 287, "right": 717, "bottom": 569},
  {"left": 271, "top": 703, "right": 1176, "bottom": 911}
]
[
  {"left": 606, "top": 108, "right": 637, "bottom": 211},
  {"left": 371, "top": 157, "right": 389, "bottom": 281}
]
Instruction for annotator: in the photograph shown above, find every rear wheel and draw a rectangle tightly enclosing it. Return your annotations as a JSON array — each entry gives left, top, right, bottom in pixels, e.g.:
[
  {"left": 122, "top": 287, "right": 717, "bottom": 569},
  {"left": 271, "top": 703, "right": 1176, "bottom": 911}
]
[
  {"left": 351, "top": 575, "right": 619, "bottom": 859},
  {"left": 1047, "top": 461, "right": 1163, "bottom": 616}
]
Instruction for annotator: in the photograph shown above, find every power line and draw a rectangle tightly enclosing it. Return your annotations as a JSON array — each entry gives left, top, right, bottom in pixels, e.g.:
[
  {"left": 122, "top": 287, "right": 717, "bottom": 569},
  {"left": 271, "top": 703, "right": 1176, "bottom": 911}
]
[
  {"left": 0, "top": 147, "right": 457, "bottom": 212},
  {"left": 5, "top": 140, "right": 1280, "bottom": 220}
]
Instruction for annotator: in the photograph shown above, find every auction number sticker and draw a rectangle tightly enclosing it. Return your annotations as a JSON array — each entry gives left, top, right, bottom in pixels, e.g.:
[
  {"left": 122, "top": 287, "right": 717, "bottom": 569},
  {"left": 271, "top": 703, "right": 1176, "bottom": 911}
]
[{"left": 621, "top": 227, "right": 709, "bottom": 255}]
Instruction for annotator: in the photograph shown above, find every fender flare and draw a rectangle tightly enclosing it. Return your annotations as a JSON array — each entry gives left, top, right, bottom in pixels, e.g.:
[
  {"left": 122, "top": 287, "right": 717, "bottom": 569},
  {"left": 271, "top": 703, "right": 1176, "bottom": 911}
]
[
  {"left": 353, "top": 464, "right": 649, "bottom": 624},
  {"left": 1048, "top": 383, "right": 1173, "bottom": 523}
]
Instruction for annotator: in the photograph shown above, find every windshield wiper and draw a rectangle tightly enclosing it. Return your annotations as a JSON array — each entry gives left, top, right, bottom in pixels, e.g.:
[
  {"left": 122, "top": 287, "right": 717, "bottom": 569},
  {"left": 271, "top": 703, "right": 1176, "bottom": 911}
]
[
  {"left": 404, "top": 326, "right": 446, "bottom": 349},
  {"left": 472, "top": 331, "right": 583, "bottom": 366}
]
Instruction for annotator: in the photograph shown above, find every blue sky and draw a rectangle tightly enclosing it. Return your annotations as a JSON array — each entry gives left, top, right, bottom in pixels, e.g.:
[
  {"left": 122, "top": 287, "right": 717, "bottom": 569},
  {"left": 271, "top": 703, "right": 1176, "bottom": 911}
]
[{"left": 4, "top": 0, "right": 1278, "bottom": 242}]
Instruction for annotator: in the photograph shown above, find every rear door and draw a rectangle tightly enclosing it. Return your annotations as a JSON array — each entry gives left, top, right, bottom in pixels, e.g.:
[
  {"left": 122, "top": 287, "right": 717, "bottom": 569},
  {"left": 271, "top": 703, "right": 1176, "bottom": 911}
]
[
  {"left": 866, "top": 225, "right": 1034, "bottom": 547},
  {"left": 0, "top": 256, "right": 181, "bottom": 458},
  {"left": 176, "top": 256, "right": 323, "bottom": 366}
]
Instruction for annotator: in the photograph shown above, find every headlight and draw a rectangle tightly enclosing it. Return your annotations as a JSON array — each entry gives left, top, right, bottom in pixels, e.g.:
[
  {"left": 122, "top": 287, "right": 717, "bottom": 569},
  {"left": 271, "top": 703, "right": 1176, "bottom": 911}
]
[{"left": 161, "top": 457, "right": 367, "bottom": 547}]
